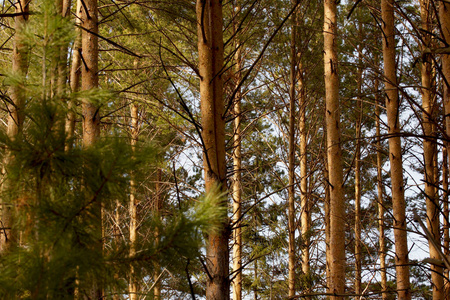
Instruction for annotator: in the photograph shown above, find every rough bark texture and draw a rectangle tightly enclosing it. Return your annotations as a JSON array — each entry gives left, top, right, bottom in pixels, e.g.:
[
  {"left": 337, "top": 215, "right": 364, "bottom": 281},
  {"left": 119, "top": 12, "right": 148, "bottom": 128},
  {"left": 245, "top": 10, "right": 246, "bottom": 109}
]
[
  {"left": 1, "top": 0, "right": 30, "bottom": 252},
  {"left": 323, "top": 0, "right": 345, "bottom": 297},
  {"left": 420, "top": 1, "right": 443, "bottom": 298},
  {"left": 196, "top": 0, "right": 229, "bottom": 299},
  {"left": 381, "top": 1, "right": 411, "bottom": 298},
  {"left": 288, "top": 3, "right": 297, "bottom": 297}
]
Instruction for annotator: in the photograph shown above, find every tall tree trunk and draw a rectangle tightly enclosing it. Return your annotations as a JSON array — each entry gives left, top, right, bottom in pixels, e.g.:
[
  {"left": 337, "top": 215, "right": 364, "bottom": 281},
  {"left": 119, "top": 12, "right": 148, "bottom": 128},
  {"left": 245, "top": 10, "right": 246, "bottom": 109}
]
[
  {"left": 196, "top": 1, "right": 229, "bottom": 299},
  {"left": 299, "top": 66, "right": 310, "bottom": 297},
  {"left": 441, "top": 1, "right": 450, "bottom": 296},
  {"left": 323, "top": 0, "right": 345, "bottom": 297},
  {"left": 375, "top": 73, "right": 388, "bottom": 300},
  {"left": 288, "top": 1, "right": 297, "bottom": 296},
  {"left": 81, "top": 0, "right": 101, "bottom": 296},
  {"left": 420, "top": 1, "right": 443, "bottom": 298},
  {"left": 129, "top": 103, "right": 139, "bottom": 300},
  {"left": 354, "top": 25, "right": 363, "bottom": 298},
  {"left": 443, "top": 144, "right": 449, "bottom": 298},
  {"left": 381, "top": 1, "right": 411, "bottom": 298},
  {"left": 1, "top": 0, "right": 30, "bottom": 252},
  {"left": 232, "top": 2, "right": 243, "bottom": 299},
  {"left": 65, "top": 0, "right": 83, "bottom": 151}
]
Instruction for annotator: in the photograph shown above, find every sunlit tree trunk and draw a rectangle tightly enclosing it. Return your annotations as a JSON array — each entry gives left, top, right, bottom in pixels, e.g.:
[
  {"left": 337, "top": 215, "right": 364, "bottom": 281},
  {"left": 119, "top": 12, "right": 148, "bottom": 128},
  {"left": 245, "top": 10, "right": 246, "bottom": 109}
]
[
  {"left": 196, "top": 0, "right": 229, "bottom": 299},
  {"left": 288, "top": 1, "right": 297, "bottom": 296},
  {"left": 232, "top": 2, "right": 242, "bottom": 299},
  {"left": 323, "top": 0, "right": 345, "bottom": 297},
  {"left": 420, "top": 1, "right": 443, "bottom": 298},
  {"left": 441, "top": 1, "right": 450, "bottom": 296},
  {"left": 1, "top": 0, "right": 30, "bottom": 253},
  {"left": 381, "top": 1, "right": 411, "bottom": 298},
  {"left": 65, "top": 0, "right": 82, "bottom": 151},
  {"left": 298, "top": 65, "right": 310, "bottom": 298}
]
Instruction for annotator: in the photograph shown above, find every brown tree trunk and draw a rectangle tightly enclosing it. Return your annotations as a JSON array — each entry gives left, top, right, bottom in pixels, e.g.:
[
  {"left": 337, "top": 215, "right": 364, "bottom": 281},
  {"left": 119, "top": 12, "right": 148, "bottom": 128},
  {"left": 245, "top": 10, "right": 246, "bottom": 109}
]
[
  {"left": 441, "top": 1, "right": 450, "bottom": 296},
  {"left": 323, "top": 0, "right": 345, "bottom": 297},
  {"left": 381, "top": 1, "right": 411, "bottom": 298},
  {"left": 288, "top": 1, "right": 297, "bottom": 296},
  {"left": 354, "top": 26, "right": 363, "bottom": 298},
  {"left": 1, "top": 0, "right": 30, "bottom": 253},
  {"left": 232, "top": 1, "right": 242, "bottom": 298},
  {"left": 299, "top": 66, "right": 310, "bottom": 297},
  {"left": 420, "top": 1, "right": 444, "bottom": 298},
  {"left": 196, "top": 0, "right": 229, "bottom": 299},
  {"left": 81, "top": 0, "right": 101, "bottom": 296},
  {"left": 129, "top": 103, "right": 139, "bottom": 300},
  {"left": 65, "top": 0, "right": 83, "bottom": 151},
  {"left": 442, "top": 144, "right": 449, "bottom": 298}
]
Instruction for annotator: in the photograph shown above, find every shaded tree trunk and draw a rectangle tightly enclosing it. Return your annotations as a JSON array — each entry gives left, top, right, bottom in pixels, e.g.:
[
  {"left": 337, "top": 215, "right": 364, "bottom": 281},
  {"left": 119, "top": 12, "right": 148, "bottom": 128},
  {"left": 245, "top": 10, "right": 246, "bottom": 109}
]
[
  {"left": 1, "top": 0, "right": 30, "bottom": 253},
  {"left": 375, "top": 72, "right": 388, "bottom": 300},
  {"left": 381, "top": 1, "right": 411, "bottom": 298},
  {"left": 288, "top": 1, "right": 297, "bottom": 296},
  {"left": 81, "top": 0, "right": 101, "bottom": 296},
  {"left": 196, "top": 0, "right": 229, "bottom": 299},
  {"left": 323, "top": 0, "right": 345, "bottom": 297}
]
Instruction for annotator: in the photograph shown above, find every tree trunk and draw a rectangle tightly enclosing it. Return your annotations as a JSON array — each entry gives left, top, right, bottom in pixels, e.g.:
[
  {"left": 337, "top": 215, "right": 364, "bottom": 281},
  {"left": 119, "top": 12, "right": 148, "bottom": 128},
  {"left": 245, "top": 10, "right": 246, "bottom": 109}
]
[
  {"left": 420, "top": 1, "right": 443, "bottom": 298},
  {"left": 129, "top": 102, "right": 139, "bottom": 300},
  {"left": 354, "top": 26, "right": 363, "bottom": 298},
  {"left": 299, "top": 65, "right": 310, "bottom": 297},
  {"left": 323, "top": 0, "right": 345, "bottom": 297},
  {"left": 65, "top": 0, "right": 83, "bottom": 151},
  {"left": 288, "top": 1, "right": 297, "bottom": 296},
  {"left": 375, "top": 73, "right": 388, "bottom": 300},
  {"left": 196, "top": 0, "right": 229, "bottom": 299},
  {"left": 1, "top": 0, "right": 30, "bottom": 253},
  {"left": 81, "top": 0, "right": 101, "bottom": 296},
  {"left": 443, "top": 144, "right": 449, "bottom": 298},
  {"left": 232, "top": 1, "right": 242, "bottom": 299},
  {"left": 381, "top": 1, "right": 411, "bottom": 298}
]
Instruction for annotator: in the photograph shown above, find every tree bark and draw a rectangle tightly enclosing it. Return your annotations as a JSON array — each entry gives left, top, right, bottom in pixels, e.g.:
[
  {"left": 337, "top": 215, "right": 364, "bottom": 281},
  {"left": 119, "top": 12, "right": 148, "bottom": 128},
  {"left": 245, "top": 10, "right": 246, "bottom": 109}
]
[
  {"left": 81, "top": 0, "right": 101, "bottom": 296},
  {"left": 196, "top": 0, "right": 229, "bottom": 299},
  {"left": 354, "top": 25, "right": 363, "bottom": 298},
  {"left": 381, "top": 1, "right": 411, "bottom": 298},
  {"left": 323, "top": 0, "right": 345, "bottom": 297},
  {"left": 420, "top": 1, "right": 443, "bottom": 298},
  {"left": 288, "top": 1, "right": 297, "bottom": 296},
  {"left": 375, "top": 72, "right": 388, "bottom": 300},
  {"left": 1, "top": 0, "right": 30, "bottom": 253},
  {"left": 232, "top": 1, "right": 242, "bottom": 299},
  {"left": 65, "top": 0, "right": 83, "bottom": 151}
]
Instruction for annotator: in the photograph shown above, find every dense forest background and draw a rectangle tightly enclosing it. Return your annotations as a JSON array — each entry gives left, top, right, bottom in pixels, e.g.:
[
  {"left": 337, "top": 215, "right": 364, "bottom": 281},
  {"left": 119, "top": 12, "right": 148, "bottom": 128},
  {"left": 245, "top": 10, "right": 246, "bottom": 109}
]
[{"left": 0, "top": 0, "right": 449, "bottom": 299}]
